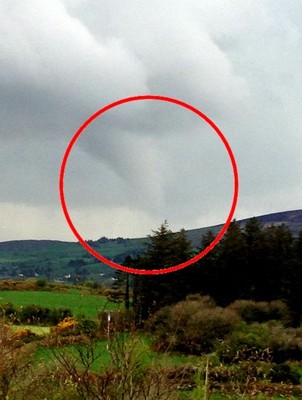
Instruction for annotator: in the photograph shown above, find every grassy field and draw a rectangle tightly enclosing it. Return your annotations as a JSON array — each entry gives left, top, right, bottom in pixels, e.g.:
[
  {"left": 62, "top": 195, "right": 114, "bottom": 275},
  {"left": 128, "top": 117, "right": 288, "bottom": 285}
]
[
  {"left": 0, "top": 285, "right": 300, "bottom": 399},
  {"left": 0, "top": 238, "right": 146, "bottom": 276},
  {"left": 0, "top": 289, "right": 121, "bottom": 319},
  {"left": 33, "top": 333, "right": 198, "bottom": 376},
  {"left": 13, "top": 324, "right": 51, "bottom": 335},
  {"left": 33, "top": 335, "right": 301, "bottom": 400}
]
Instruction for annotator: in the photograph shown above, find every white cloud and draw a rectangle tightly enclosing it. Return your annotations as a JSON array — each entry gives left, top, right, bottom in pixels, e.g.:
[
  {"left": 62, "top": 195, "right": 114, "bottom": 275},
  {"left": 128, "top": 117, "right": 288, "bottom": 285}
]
[{"left": 0, "top": 203, "right": 73, "bottom": 241}]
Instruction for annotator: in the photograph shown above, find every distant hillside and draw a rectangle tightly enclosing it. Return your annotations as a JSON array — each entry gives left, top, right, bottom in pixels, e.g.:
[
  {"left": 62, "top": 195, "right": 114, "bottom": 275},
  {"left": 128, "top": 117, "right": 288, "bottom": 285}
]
[
  {"left": 186, "top": 209, "right": 302, "bottom": 248},
  {"left": 0, "top": 209, "right": 301, "bottom": 283}
]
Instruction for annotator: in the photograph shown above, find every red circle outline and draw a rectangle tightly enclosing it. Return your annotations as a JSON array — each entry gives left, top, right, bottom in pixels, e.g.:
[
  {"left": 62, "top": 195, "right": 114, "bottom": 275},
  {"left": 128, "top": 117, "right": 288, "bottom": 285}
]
[{"left": 59, "top": 95, "right": 239, "bottom": 275}]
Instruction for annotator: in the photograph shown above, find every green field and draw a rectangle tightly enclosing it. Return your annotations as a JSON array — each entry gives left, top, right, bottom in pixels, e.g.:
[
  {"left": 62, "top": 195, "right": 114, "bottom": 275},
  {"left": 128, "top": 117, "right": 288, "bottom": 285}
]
[
  {"left": 34, "top": 333, "right": 193, "bottom": 371},
  {"left": 33, "top": 336, "right": 300, "bottom": 400},
  {"left": 0, "top": 238, "right": 147, "bottom": 283},
  {"left": 13, "top": 324, "right": 51, "bottom": 335},
  {"left": 0, "top": 289, "right": 121, "bottom": 319}
]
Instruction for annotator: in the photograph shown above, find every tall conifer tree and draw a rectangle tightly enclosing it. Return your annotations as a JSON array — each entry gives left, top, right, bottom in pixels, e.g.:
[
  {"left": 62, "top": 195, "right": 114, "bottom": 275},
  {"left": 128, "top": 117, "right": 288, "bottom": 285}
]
[{"left": 132, "top": 221, "right": 193, "bottom": 324}]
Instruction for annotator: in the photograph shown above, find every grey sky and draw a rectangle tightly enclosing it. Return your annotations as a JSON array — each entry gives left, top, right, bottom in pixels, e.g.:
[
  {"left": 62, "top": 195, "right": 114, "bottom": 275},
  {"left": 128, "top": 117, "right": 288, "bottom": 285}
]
[{"left": 1, "top": 0, "right": 301, "bottom": 242}]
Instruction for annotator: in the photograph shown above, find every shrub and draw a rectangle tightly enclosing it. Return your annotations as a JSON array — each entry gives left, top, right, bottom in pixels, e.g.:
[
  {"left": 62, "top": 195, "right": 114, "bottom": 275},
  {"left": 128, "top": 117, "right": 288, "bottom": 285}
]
[
  {"left": 268, "top": 324, "right": 302, "bottom": 362},
  {"left": 148, "top": 295, "right": 239, "bottom": 354},
  {"left": 13, "top": 304, "right": 73, "bottom": 325},
  {"left": 52, "top": 316, "right": 100, "bottom": 337},
  {"left": 217, "top": 321, "right": 302, "bottom": 364},
  {"left": 227, "top": 299, "right": 291, "bottom": 325},
  {"left": 0, "top": 302, "right": 17, "bottom": 318},
  {"left": 0, "top": 321, "right": 33, "bottom": 398},
  {"left": 76, "top": 318, "right": 98, "bottom": 336},
  {"left": 36, "top": 278, "right": 47, "bottom": 288},
  {"left": 209, "top": 360, "right": 271, "bottom": 384},
  {"left": 269, "top": 363, "right": 301, "bottom": 384},
  {"left": 13, "top": 328, "right": 38, "bottom": 343},
  {"left": 49, "top": 307, "right": 73, "bottom": 325},
  {"left": 84, "top": 280, "right": 105, "bottom": 294},
  {"left": 52, "top": 317, "right": 78, "bottom": 335},
  {"left": 98, "top": 309, "right": 135, "bottom": 335},
  {"left": 18, "top": 304, "right": 51, "bottom": 324},
  {"left": 216, "top": 321, "right": 275, "bottom": 364},
  {"left": 52, "top": 332, "right": 181, "bottom": 400}
]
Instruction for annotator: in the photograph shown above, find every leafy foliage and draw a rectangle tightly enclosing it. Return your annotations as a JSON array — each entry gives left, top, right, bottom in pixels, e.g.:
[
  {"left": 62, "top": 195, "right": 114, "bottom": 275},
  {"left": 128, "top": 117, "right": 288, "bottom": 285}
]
[
  {"left": 148, "top": 295, "right": 239, "bottom": 354},
  {"left": 227, "top": 299, "right": 291, "bottom": 325},
  {"left": 0, "top": 302, "right": 72, "bottom": 324}
]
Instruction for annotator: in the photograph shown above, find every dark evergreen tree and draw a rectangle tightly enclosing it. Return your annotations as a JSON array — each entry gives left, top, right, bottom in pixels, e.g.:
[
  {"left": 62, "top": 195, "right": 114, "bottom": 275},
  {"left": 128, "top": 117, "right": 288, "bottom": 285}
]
[
  {"left": 213, "top": 219, "right": 248, "bottom": 305},
  {"left": 243, "top": 217, "right": 268, "bottom": 299},
  {"left": 132, "top": 221, "right": 193, "bottom": 324},
  {"left": 112, "top": 255, "right": 133, "bottom": 310},
  {"left": 263, "top": 224, "right": 295, "bottom": 302},
  {"left": 284, "top": 228, "right": 302, "bottom": 323},
  {"left": 296, "top": 229, "right": 302, "bottom": 259},
  {"left": 192, "top": 230, "right": 221, "bottom": 298},
  {"left": 127, "top": 217, "right": 301, "bottom": 325},
  {"left": 122, "top": 255, "right": 133, "bottom": 310},
  {"left": 111, "top": 270, "right": 126, "bottom": 291}
]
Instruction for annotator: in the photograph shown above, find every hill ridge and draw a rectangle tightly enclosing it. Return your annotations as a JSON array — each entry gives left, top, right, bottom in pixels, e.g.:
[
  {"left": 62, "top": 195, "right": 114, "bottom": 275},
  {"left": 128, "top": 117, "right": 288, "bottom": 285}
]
[
  {"left": 0, "top": 209, "right": 301, "bottom": 284},
  {"left": 1, "top": 208, "right": 301, "bottom": 247}
]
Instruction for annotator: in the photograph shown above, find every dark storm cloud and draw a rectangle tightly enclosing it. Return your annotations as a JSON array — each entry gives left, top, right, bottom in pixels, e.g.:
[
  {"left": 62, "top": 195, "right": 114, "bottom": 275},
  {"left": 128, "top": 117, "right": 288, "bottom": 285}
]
[{"left": 0, "top": 0, "right": 301, "bottom": 241}]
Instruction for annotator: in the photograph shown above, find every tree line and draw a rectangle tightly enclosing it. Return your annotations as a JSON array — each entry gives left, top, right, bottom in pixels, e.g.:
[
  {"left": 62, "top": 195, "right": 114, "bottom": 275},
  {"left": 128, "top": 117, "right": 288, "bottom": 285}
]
[{"left": 115, "top": 218, "right": 302, "bottom": 326}]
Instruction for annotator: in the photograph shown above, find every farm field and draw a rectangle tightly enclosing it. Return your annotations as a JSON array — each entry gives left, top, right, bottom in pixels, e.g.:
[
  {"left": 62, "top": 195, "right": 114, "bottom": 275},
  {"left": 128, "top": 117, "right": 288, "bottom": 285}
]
[
  {"left": 34, "top": 333, "right": 193, "bottom": 370},
  {"left": 0, "top": 289, "right": 120, "bottom": 319},
  {"left": 0, "top": 238, "right": 147, "bottom": 284},
  {"left": 0, "top": 287, "right": 302, "bottom": 400},
  {"left": 13, "top": 324, "right": 50, "bottom": 335},
  {"left": 33, "top": 334, "right": 302, "bottom": 400}
]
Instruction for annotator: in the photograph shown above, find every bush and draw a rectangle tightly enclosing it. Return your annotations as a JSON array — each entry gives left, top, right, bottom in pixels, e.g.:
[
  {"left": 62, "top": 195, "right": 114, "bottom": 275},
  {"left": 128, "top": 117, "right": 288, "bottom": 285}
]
[
  {"left": 36, "top": 278, "right": 47, "bottom": 288},
  {"left": 52, "top": 332, "right": 181, "bottom": 400},
  {"left": 18, "top": 304, "right": 51, "bottom": 324},
  {"left": 49, "top": 307, "right": 73, "bottom": 325},
  {"left": 209, "top": 360, "right": 271, "bottom": 384},
  {"left": 0, "top": 321, "right": 33, "bottom": 398},
  {"left": 217, "top": 321, "right": 273, "bottom": 362},
  {"left": 148, "top": 295, "right": 239, "bottom": 354},
  {"left": 269, "top": 363, "right": 301, "bottom": 384},
  {"left": 0, "top": 302, "right": 17, "bottom": 318},
  {"left": 98, "top": 309, "right": 135, "bottom": 335},
  {"left": 227, "top": 299, "right": 291, "bottom": 325},
  {"left": 217, "top": 321, "right": 302, "bottom": 364},
  {"left": 13, "top": 304, "right": 73, "bottom": 325},
  {"left": 84, "top": 280, "right": 105, "bottom": 294},
  {"left": 51, "top": 317, "right": 99, "bottom": 337},
  {"left": 268, "top": 324, "right": 302, "bottom": 362},
  {"left": 13, "top": 328, "right": 38, "bottom": 343},
  {"left": 76, "top": 318, "right": 98, "bottom": 336},
  {"left": 52, "top": 317, "right": 78, "bottom": 335}
]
